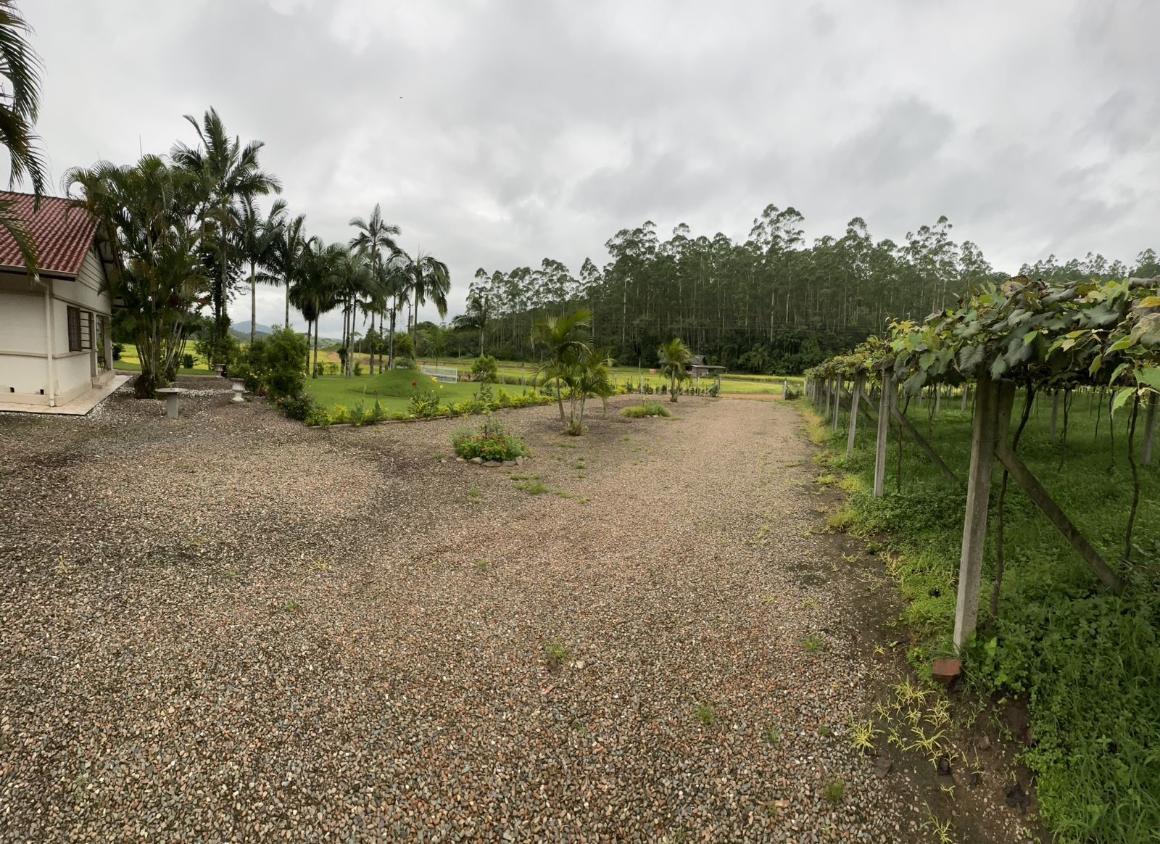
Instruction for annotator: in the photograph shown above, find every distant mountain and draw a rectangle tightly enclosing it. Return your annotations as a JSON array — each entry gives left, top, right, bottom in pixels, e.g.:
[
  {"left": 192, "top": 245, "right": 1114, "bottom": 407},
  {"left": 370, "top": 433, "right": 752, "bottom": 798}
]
[
  {"left": 231, "top": 321, "right": 341, "bottom": 347},
  {"left": 231, "top": 321, "right": 274, "bottom": 339}
]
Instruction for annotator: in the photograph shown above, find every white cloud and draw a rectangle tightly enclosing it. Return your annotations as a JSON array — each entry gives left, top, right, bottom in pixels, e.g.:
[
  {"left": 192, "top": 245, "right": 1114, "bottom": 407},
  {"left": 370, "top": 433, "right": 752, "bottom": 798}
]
[{"left": 21, "top": 0, "right": 1160, "bottom": 336}]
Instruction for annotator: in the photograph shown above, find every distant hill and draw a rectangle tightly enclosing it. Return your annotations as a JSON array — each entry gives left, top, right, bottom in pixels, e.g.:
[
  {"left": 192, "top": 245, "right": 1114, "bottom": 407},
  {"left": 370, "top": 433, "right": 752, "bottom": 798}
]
[
  {"left": 231, "top": 321, "right": 274, "bottom": 340},
  {"left": 231, "top": 321, "right": 340, "bottom": 347}
]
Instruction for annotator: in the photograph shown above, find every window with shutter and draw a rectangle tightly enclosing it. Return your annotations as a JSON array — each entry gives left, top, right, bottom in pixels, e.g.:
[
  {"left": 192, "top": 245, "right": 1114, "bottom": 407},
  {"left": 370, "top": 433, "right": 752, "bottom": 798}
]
[{"left": 67, "top": 306, "right": 82, "bottom": 352}]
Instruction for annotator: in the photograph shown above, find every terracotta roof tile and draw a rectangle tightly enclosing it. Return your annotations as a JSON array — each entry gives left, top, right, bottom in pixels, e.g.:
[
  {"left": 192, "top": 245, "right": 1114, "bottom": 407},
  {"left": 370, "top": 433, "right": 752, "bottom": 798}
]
[{"left": 0, "top": 191, "right": 98, "bottom": 277}]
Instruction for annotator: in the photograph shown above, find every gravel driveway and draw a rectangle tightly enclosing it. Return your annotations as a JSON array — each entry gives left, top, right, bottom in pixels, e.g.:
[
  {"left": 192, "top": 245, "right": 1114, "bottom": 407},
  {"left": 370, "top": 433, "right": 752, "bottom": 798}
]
[{"left": 1, "top": 388, "right": 933, "bottom": 841}]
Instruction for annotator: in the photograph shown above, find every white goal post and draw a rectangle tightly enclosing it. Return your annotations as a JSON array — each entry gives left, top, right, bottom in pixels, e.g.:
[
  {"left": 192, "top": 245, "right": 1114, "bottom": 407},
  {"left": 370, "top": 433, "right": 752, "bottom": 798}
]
[{"left": 420, "top": 364, "right": 459, "bottom": 384}]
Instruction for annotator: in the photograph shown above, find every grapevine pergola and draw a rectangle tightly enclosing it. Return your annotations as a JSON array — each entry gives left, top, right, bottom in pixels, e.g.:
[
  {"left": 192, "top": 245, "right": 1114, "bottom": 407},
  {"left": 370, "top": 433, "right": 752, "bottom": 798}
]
[{"left": 805, "top": 275, "right": 1160, "bottom": 650}]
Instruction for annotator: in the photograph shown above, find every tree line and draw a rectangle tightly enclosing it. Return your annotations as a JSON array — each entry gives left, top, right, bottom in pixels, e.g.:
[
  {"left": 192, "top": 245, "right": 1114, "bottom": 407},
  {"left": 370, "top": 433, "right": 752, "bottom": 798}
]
[
  {"left": 459, "top": 208, "right": 1160, "bottom": 374},
  {"left": 66, "top": 108, "right": 449, "bottom": 396}
]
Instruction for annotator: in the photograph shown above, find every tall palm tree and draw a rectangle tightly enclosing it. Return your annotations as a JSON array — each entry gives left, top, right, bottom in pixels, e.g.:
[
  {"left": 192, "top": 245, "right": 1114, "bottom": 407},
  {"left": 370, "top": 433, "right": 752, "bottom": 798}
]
[
  {"left": 349, "top": 204, "right": 401, "bottom": 374},
  {"left": 172, "top": 107, "right": 281, "bottom": 362},
  {"left": 274, "top": 212, "right": 307, "bottom": 330},
  {"left": 452, "top": 289, "right": 490, "bottom": 357},
  {"left": 402, "top": 251, "right": 450, "bottom": 355},
  {"left": 236, "top": 196, "right": 286, "bottom": 345},
  {"left": 290, "top": 239, "right": 341, "bottom": 377},
  {"left": 657, "top": 337, "right": 693, "bottom": 402},
  {"left": 0, "top": 0, "right": 45, "bottom": 270},
  {"left": 381, "top": 254, "right": 411, "bottom": 369}
]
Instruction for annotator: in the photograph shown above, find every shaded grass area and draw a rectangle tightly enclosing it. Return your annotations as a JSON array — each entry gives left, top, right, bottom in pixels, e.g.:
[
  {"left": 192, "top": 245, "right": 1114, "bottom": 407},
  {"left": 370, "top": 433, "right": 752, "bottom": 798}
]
[{"left": 814, "top": 391, "right": 1159, "bottom": 843}]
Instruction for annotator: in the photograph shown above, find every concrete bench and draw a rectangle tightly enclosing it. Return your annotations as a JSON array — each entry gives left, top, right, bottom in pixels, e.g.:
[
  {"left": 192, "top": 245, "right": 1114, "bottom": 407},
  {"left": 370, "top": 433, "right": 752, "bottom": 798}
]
[{"left": 155, "top": 387, "right": 184, "bottom": 419}]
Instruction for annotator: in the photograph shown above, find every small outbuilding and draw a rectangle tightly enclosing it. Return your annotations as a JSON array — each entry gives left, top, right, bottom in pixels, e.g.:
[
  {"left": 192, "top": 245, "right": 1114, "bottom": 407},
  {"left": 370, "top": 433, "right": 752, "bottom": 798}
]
[
  {"left": 0, "top": 192, "right": 122, "bottom": 412},
  {"left": 688, "top": 355, "right": 726, "bottom": 379}
]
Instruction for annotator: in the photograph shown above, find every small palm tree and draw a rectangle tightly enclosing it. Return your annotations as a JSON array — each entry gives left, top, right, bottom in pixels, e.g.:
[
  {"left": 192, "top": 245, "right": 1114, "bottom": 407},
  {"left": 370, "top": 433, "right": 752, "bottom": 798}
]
[
  {"left": 533, "top": 310, "right": 592, "bottom": 426},
  {"left": 574, "top": 348, "right": 615, "bottom": 430},
  {"left": 658, "top": 338, "right": 693, "bottom": 402}
]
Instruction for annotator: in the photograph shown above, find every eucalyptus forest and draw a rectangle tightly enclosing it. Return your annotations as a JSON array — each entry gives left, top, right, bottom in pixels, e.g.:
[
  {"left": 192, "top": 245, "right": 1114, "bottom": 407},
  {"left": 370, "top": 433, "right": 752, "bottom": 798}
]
[{"left": 463, "top": 209, "right": 1160, "bottom": 374}]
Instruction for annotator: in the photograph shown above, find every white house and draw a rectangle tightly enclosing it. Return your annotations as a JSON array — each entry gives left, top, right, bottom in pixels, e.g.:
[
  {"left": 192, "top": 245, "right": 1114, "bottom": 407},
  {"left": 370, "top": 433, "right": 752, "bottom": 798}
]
[{"left": 0, "top": 192, "right": 120, "bottom": 410}]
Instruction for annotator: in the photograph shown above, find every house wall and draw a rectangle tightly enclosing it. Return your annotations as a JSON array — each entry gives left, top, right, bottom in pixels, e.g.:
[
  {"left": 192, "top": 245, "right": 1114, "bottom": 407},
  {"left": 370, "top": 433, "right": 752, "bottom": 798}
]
[
  {"left": 0, "top": 275, "right": 48, "bottom": 398},
  {"left": 0, "top": 249, "right": 113, "bottom": 405}
]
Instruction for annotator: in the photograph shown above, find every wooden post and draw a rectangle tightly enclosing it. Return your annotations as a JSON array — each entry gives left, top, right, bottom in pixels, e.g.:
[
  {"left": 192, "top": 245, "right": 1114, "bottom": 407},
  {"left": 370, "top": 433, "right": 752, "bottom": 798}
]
[
  {"left": 1141, "top": 394, "right": 1156, "bottom": 466},
  {"left": 832, "top": 378, "right": 841, "bottom": 431},
  {"left": 1050, "top": 390, "right": 1059, "bottom": 441},
  {"left": 953, "top": 377, "right": 1010, "bottom": 651},
  {"left": 873, "top": 371, "right": 891, "bottom": 497},
  {"left": 846, "top": 374, "right": 863, "bottom": 459},
  {"left": 934, "top": 385, "right": 942, "bottom": 416}
]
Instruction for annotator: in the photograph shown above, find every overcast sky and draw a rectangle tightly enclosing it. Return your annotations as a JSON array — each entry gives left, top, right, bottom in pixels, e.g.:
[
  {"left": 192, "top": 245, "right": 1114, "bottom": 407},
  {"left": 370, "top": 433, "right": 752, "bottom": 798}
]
[{"left": 24, "top": 0, "right": 1160, "bottom": 336}]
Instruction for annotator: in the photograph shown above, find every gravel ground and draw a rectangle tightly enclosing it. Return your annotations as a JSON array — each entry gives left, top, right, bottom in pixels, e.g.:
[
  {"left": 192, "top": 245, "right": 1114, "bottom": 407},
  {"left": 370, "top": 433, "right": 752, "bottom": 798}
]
[{"left": 1, "top": 387, "right": 975, "bottom": 840}]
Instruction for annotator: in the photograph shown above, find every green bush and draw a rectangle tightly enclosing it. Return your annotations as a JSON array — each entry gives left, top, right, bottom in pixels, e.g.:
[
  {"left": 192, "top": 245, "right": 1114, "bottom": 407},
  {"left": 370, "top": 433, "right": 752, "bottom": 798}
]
[
  {"left": 471, "top": 354, "right": 499, "bottom": 383},
  {"left": 278, "top": 393, "right": 315, "bottom": 422},
  {"left": 112, "top": 342, "right": 123, "bottom": 361},
  {"left": 452, "top": 417, "right": 529, "bottom": 462},
  {"left": 181, "top": 353, "right": 194, "bottom": 370},
  {"left": 241, "top": 328, "right": 308, "bottom": 400},
  {"left": 622, "top": 402, "right": 671, "bottom": 418}
]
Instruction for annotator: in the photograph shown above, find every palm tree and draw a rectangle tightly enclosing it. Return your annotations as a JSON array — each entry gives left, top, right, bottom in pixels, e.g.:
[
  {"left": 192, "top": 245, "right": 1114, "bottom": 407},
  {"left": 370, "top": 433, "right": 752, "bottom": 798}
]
[
  {"left": 381, "top": 254, "right": 411, "bottom": 369},
  {"left": 453, "top": 288, "right": 490, "bottom": 357},
  {"left": 66, "top": 156, "right": 207, "bottom": 397},
  {"left": 172, "top": 107, "right": 281, "bottom": 362},
  {"left": 574, "top": 347, "right": 614, "bottom": 429},
  {"left": 0, "top": 0, "right": 46, "bottom": 270},
  {"left": 273, "top": 212, "right": 307, "bottom": 330},
  {"left": 657, "top": 337, "right": 693, "bottom": 402},
  {"left": 290, "top": 239, "right": 341, "bottom": 377},
  {"left": 402, "top": 251, "right": 451, "bottom": 360},
  {"left": 533, "top": 309, "right": 591, "bottom": 424},
  {"left": 236, "top": 196, "right": 286, "bottom": 345},
  {"left": 349, "top": 204, "right": 401, "bottom": 373}
]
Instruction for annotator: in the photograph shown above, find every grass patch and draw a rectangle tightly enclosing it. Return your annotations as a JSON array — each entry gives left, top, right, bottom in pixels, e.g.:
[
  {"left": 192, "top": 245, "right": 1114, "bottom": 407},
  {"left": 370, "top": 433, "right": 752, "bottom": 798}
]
[
  {"left": 694, "top": 702, "right": 717, "bottom": 727},
  {"left": 544, "top": 641, "right": 570, "bottom": 670},
  {"left": 513, "top": 478, "right": 548, "bottom": 495},
  {"left": 802, "top": 634, "right": 826, "bottom": 653},
  {"left": 621, "top": 402, "right": 672, "bottom": 419},
  {"left": 823, "top": 778, "right": 846, "bottom": 804}
]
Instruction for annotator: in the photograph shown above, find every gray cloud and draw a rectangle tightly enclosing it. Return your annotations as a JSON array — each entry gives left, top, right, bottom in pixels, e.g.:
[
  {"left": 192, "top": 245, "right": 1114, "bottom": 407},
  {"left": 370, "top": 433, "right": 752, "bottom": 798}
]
[{"left": 22, "top": 0, "right": 1160, "bottom": 336}]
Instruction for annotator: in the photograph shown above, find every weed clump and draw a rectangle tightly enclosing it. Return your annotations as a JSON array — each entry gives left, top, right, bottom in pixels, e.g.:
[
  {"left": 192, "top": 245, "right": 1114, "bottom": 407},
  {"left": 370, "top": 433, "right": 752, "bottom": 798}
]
[
  {"left": 452, "top": 417, "right": 529, "bottom": 462},
  {"left": 622, "top": 402, "right": 671, "bottom": 419}
]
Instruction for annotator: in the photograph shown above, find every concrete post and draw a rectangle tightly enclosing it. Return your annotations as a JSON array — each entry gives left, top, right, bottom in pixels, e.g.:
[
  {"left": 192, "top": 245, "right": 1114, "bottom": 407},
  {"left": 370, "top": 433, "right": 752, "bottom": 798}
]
[
  {"left": 832, "top": 378, "right": 841, "bottom": 431},
  {"left": 873, "top": 370, "right": 892, "bottom": 497},
  {"left": 953, "top": 378, "right": 1013, "bottom": 651},
  {"left": 42, "top": 278, "right": 57, "bottom": 407},
  {"left": 846, "top": 374, "right": 863, "bottom": 460}
]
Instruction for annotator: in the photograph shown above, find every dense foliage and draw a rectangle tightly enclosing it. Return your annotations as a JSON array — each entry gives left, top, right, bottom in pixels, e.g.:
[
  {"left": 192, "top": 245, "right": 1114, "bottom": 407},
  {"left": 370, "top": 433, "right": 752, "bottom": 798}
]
[{"left": 806, "top": 270, "right": 1160, "bottom": 841}]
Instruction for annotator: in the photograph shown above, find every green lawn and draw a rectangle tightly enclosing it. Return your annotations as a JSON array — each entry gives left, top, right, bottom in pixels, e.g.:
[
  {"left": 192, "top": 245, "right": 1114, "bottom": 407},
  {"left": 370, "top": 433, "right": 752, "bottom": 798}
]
[
  {"left": 418, "top": 357, "right": 803, "bottom": 397},
  {"left": 813, "top": 390, "right": 1159, "bottom": 841},
  {"left": 114, "top": 342, "right": 213, "bottom": 374},
  {"left": 305, "top": 369, "right": 501, "bottom": 414}
]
